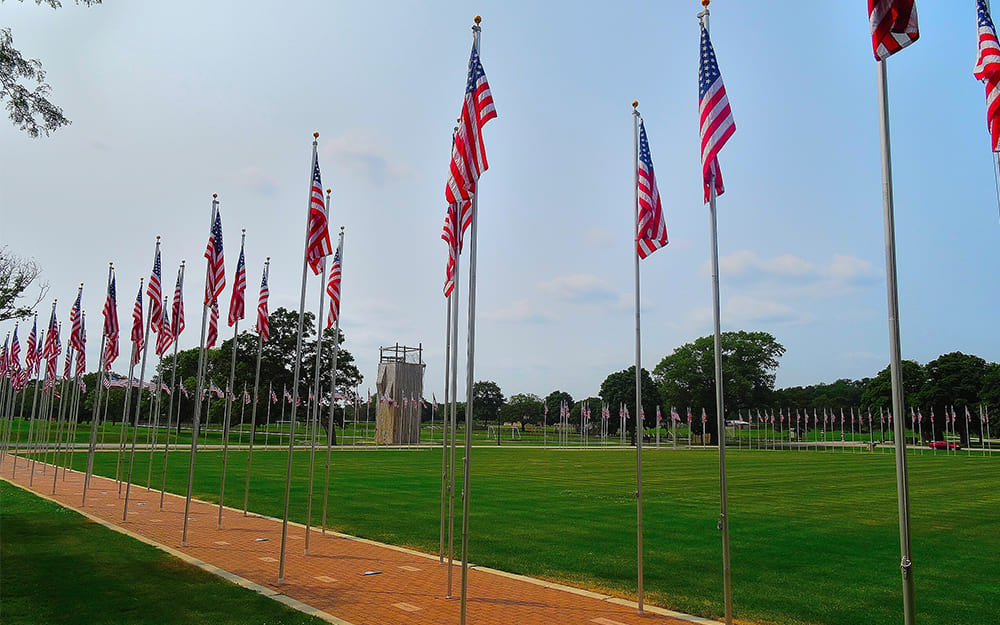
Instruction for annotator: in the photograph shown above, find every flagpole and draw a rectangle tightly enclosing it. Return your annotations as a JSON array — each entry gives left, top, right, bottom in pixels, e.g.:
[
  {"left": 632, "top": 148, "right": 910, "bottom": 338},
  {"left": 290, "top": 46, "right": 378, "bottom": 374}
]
[
  {"left": 305, "top": 227, "right": 328, "bottom": 553},
  {"left": 279, "top": 133, "right": 324, "bottom": 584},
  {"left": 698, "top": 5, "right": 733, "bottom": 622},
  {"left": 125, "top": 237, "right": 160, "bottom": 514},
  {"left": 446, "top": 247, "right": 460, "bottom": 598},
  {"left": 160, "top": 262, "right": 184, "bottom": 509},
  {"left": 218, "top": 229, "right": 246, "bottom": 529},
  {"left": 631, "top": 101, "right": 645, "bottom": 613},
  {"left": 457, "top": 21, "right": 486, "bottom": 622},
  {"left": 439, "top": 288, "right": 452, "bottom": 564},
  {"left": 147, "top": 299, "right": 168, "bottom": 490},
  {"left": 876, "top": 56, "right": 917, "bottom": 625},
  {"left": 115, "top": 288, "right": 142, "bottom": 495},
  {"left": 244, "top": 258, "right": 269, "bottom": 515},
  {"left": 182, "top": 195, "right": 220, "bottom": 547},
  {"left": 321, "top": 227, "right": 345, "bottom": 535},
  {"left": 83, "top": 266, "right": 114, "bottom": 505}
]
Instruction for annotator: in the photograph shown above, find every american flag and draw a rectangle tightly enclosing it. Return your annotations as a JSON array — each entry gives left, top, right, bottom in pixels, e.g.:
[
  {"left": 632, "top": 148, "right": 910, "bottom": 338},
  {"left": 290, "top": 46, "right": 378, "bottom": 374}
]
[
  {"left": 204, "top": 206, "right": 226, "bottom": 305},
  {"left": 148, "top": 245, "right": 163, "bottom": 333},
  {"left": 179, "top": 380, "right": 189, "bottom": 399},
  {"left": 702, "top": 408, "right": 708, "bottom": 423},
  {"left": 256, "top": 263, "right": 270, "bottom": 341},
  {"left": 209, "top": 381, "right": 224, "bottom": 399},
  {"left": 206, "top": 299, "right": 219, "bottom": 348},
  {"left": 868, "top": 0, "right": 919, "bottom": 61},
  {"left": 698, "top": 22, "right": 735, "bottom": 203},
  {"left": 102, "top": 274, "right": 119, "bottom": 369},
  {"left": 69, "top": 289, "right": 84, "bottom": 353},
  {"left": 244, "top": 389, "right": 251, "bottom": 405},
  {"left": 131, "top": 282, "right": 144, "bottom": 366},
  {"left": 43, "top": 304, "right": 59, "bottom": 361},
  {"left": 441, "top": 201, "right": 462, "bottom": 297},
  {"left": 155, "top": 299, "right": 173, "bottom": 356},
  {"left": 305, "top": 147, "right": 333, "bottom": 275},
  {"left": 171, "top": 265, "right": 185, "bottom": 339},
  {"left": 75, "top": 317, "right": 86, "bottom": 377},
  {"left": 270, "top": 388, "right": 278, "bottom": 404},
  {"left": 229, "top": 239, "right": 247, "bottom": 326},
  {"left": 636, "top": 119, "right": 668, "bottom": 258},
  {"left": 62, "top": 336, "right": 73, "bottom": 378},
  {"left": 25, "top": 317, "right": 37, "bottom": 376},
  {"left": 284, "top": 387, "right": 292, "bottom": 404},
  {"left": 444, "top": 38, "right": 496, "bottom": 209},
  {"left": 10, "top": 325, "right": 20, "bottom": 373},
  {"left": 0, "top": 335, "right": 8, "bottom": 379},
  {"left": 974, "top": 0, "right": 1000, "bottom": 152},
  {"left": 326, "top": 242, "right": 342, "bottom": 329}
]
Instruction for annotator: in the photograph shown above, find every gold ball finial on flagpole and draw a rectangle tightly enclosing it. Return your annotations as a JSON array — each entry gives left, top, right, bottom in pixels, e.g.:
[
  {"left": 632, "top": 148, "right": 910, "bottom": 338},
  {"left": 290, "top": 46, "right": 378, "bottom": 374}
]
[
  {"left": 213, "top": 193, "right": 218, "bottom": 199},
  {"left": 266, "top": 256, "right": 270, "bottom": 261},
  {"left": 156, "top": 235, "right": 161, "bottom": 241},
  {"left": 701, "top": 0, "right": 710, "bottom": 6},
  {"left": 632, "top": 100, "right": 638, "bottom": 109},
  {"left": 326, "top": 188, "right": 331, "bottom": 194},
  {"left": 314, "top": 131, "right": 319, "bottom": 138},
  {"left": 340, "top": 225, "right": 345, "bottom": 232},
  {"left": 474, "top": 15, "right": 481, "bottom": 24}
]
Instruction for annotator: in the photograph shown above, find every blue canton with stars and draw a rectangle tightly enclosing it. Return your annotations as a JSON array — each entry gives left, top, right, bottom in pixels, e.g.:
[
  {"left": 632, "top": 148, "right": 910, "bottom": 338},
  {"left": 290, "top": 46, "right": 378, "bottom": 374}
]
[
  {"left": 638, "top": 121, "right": 654, "bottom": 172},
  {"left": 698, "top": 24, "right": 721, "bottom": 101}
]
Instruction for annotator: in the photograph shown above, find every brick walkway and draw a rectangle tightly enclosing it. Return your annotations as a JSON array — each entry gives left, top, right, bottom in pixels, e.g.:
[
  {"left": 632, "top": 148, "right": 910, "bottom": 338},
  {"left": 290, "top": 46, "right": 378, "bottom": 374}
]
[{"left": 1, "top": 453, "right": 719, "bottom": 625}]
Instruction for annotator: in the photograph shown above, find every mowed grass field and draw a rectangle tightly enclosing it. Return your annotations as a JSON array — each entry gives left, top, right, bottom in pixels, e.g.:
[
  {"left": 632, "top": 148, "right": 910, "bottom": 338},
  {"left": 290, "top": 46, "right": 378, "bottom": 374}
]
[
  {"left": 58, "top": 446, "right": 998, "bottom": 625},
  {"left": 0, "top": 481, "right": 329, "bottom": 625}
]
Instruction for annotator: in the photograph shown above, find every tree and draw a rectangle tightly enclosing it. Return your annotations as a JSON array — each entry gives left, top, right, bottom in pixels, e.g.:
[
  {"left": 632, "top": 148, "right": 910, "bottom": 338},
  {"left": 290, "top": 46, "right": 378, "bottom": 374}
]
[
  {"left": 543, "top": 390, "right": 573, "bottom": 426},
  {"left": 472, "top": 380, "right": 504, "bottom": 423},
  {"left": 2, "top": 1, "right": 101, "bottom": 137},
  {"left": 498, "top": 393, "right": 543, "bottom": 426},
  {"left": 860, "top": 360, "right": 925, "bottom": 412},
  {"left": 599, "top": 366, "right": 658, "bottom": 443},
  {"left": 0, "top": 247, "right": 47, "bottom": 321},
  {"left": 157, "top": 307, "right": 362, "bottom": 429},
  {"left": 918, "top": 352, "right": 987, "bottom": 445},
  {"left": 654, "top": 331, "right": 785, "bottom": 439}
]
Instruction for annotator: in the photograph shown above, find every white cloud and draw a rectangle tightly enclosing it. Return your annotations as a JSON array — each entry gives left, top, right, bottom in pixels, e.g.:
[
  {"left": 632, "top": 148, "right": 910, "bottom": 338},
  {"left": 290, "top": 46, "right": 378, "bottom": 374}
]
[
  {"left": 482, "top": 300, "right": 557, "bottom": 324},
  {"left": 537, "top": 274, "right": 617, "bottom": 302},
  {"left": 236, "top": 166, "right": 279, "bottom": 197},
  {"left": 323, "top": 131, "right": 411, "bottom": 187},
  {"left": 725, "top": 295, "right": 809, "bottom": 325},
  {"left": 585, "top": 228, "right": 614, "bottom": 248},
  {"left": 712, "top": 250, "right": 879, "bottom": 295}
]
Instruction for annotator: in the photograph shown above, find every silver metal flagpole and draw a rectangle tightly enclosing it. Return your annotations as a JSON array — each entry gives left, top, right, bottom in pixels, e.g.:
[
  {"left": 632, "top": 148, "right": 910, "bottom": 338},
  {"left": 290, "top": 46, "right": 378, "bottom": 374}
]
[
  {"left": 83, "top": 266, "right": 114, "bottom": 505},
  {"left": 446, "top": 242, "right": 460, "bottom": 597},
  {"left": 279, "top": 133, "right": 323, "bottom": 584},
  {"left": 160, "top": 262, "right": 184, "bottom": 510},
  {"left": 458, "top": 20, "right": 485, "bottom": 620},
  {"left": 698, "top": 5, "right": 733, "bottom": 622},
  {"left": 147, "top": 342, "right": 166, "bottom": 490},
  {"left": 51, "top": 344, "right": 73, "bottom": 493},
  {"left": 183, "top": 195, "right": 221, "bottom": 546},
  {"left": 876, "top": 57, "right": 917, "bottom": 625},
  {"left": 146, "top": 346, "right": 164, "bottom": 492},
  {"left": 244, "top": 258, "right": 269, "bottom": 516},
  {"left": 115, "top": 288, "right": 142, "bottom": 495},
  {"left": 305, "top": 211, "right": 330, "bottom": 551},
  {"left": 439, "top": 288, "right": 451, "bottom": 564},
  {"left": 321, "top": 227, "right": 345, "bottom": 534},
  {"left": 125, "top": 237, "right": 160, "bottom": 512},
  {"left": 218, "top": 229, "right": 246, "bottom": 529},
  {"left": 631, "top": 101, "right": 645, "bottom": 613}
]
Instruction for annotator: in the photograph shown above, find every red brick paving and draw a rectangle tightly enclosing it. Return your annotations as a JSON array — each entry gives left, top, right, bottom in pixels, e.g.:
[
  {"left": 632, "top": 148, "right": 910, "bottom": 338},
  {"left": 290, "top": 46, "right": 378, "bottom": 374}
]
[{"left": 1, "top": 453, "right": 719, "bottom": 625}]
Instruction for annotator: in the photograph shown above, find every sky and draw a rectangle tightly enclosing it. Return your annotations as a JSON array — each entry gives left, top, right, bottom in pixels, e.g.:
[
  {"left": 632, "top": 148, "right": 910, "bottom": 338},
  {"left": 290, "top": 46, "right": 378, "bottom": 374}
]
[{"left": 2, "top": 1, "right": 999, "bottom": 404}]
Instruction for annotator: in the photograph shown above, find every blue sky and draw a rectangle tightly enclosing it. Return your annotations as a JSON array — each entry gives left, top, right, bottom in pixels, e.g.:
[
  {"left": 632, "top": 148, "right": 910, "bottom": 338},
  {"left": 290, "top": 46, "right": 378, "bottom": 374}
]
[{"left": 1, "top": 1, "right": 998, "bottom": 402}]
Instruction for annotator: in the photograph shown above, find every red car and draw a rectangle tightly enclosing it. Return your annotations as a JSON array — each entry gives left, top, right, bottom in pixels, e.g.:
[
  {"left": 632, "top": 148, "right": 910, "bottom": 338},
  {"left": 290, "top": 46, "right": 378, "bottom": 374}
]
[{"left": 928, "top": 440, "right": 960, "bottom": 450}]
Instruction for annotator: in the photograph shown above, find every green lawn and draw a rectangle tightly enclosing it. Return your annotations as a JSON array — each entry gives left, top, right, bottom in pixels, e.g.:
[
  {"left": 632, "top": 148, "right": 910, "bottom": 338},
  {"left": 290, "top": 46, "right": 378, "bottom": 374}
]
[
  {"left": 0, "top": 481, "right": 328, "bottom": 625},
  {"left": 55, "top": 446, "right": 999, "bottom": 625}
]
